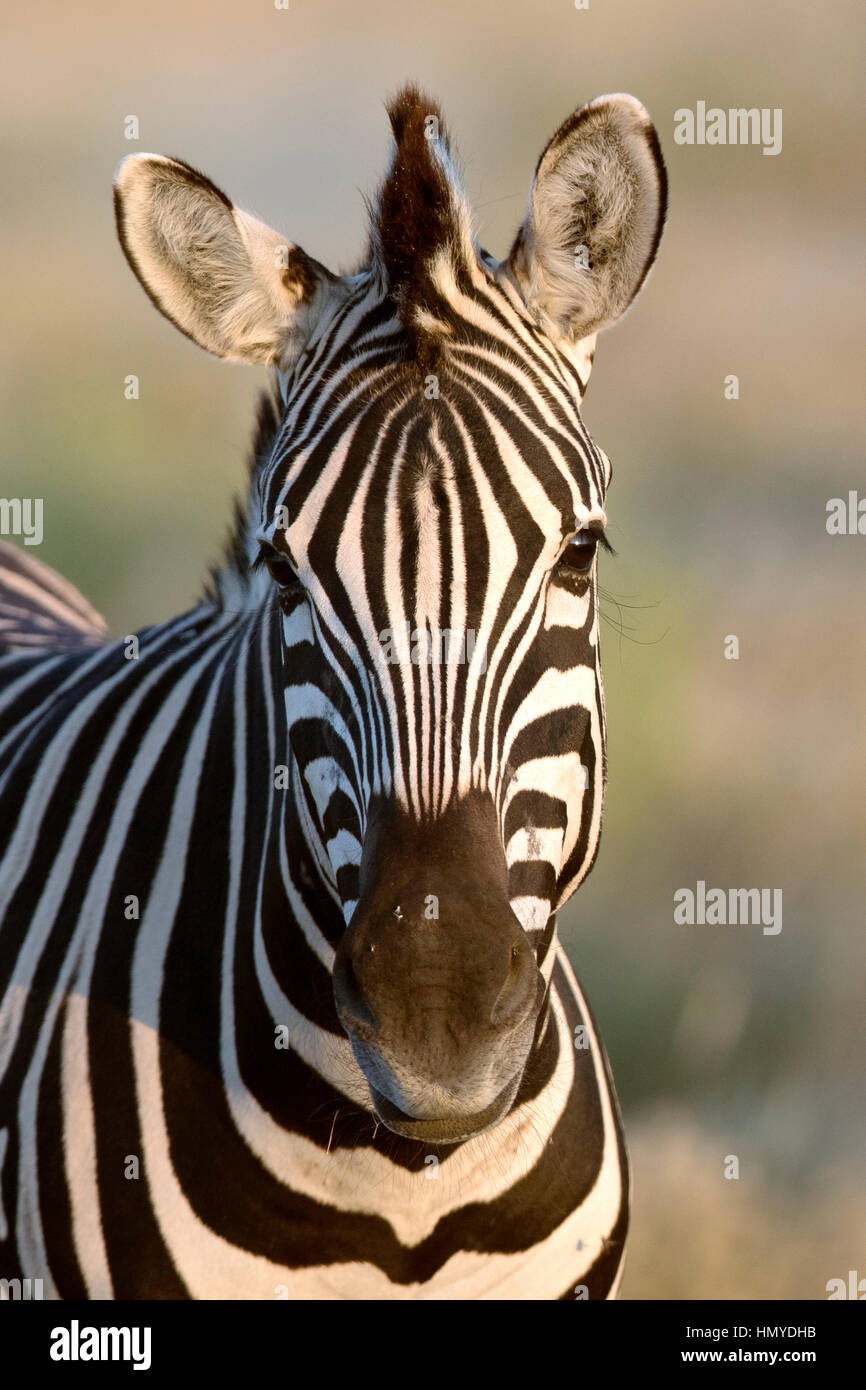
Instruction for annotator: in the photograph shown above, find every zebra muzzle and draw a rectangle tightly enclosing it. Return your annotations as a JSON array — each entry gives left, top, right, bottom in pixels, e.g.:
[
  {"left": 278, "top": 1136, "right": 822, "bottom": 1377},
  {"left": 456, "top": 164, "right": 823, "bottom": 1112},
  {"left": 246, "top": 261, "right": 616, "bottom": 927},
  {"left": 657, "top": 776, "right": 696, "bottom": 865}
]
[{"left": 331, "top": 793, "right": 543, "bottom": 1140}]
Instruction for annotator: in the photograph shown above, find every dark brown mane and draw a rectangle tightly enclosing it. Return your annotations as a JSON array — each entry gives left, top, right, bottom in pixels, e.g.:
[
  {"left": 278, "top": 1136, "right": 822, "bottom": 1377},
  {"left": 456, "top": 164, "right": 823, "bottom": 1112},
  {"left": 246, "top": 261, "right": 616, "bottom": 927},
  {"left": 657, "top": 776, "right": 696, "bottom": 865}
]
[
  {"left": 375, "top": 85, "right": 463, "bottom": 368},
  {"left": 211, "top": 382, "right": 283, "bottom": 594}
]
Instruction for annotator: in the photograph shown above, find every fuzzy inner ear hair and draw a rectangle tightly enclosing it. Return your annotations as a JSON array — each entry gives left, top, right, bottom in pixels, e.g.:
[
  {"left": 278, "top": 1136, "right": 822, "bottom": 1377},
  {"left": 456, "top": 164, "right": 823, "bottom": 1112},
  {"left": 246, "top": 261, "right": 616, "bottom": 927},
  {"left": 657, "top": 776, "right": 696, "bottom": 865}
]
[
  {"left": 507, "top": 94, "right": 667, "bottom": 344},
  {"left": 114, "top": 153, "right": 337, "bottom": 367}
]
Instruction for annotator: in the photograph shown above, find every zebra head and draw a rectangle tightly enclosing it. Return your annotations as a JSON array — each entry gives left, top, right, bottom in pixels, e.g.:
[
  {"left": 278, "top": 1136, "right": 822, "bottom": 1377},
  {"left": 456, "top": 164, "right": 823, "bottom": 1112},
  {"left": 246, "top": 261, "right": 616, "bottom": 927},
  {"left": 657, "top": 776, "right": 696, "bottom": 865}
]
[{"left": 114, "top": 88, "right": 666, "bottom": 1144}]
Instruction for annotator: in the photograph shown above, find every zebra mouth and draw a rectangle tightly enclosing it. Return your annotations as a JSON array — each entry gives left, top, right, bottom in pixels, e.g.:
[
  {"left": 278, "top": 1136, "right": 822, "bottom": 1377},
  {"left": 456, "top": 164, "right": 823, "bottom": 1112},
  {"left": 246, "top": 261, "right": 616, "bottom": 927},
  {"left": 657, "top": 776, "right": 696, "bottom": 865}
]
[{"left": 369, "top": 1074, "right": 521, "bottom": 1145}]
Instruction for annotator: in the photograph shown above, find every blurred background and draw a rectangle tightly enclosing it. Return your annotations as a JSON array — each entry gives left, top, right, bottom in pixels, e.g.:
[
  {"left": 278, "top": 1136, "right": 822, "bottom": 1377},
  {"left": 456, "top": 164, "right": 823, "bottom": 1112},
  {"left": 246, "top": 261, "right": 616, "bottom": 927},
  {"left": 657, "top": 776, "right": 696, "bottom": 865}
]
[{"left": 2, "top": 0, "right": 863, "bottom": 1298}]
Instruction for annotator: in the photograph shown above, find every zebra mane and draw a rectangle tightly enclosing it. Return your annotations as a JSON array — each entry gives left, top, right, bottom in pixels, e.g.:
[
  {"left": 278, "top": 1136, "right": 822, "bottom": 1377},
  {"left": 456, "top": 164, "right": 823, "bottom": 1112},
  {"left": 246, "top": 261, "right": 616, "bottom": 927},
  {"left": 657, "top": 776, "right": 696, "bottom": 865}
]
[
  {"left": 370, "top": 84, "right": 476, "bottom": 369},
  {"left": 204, "top": 378, "right": 283, "bottom": 610}
]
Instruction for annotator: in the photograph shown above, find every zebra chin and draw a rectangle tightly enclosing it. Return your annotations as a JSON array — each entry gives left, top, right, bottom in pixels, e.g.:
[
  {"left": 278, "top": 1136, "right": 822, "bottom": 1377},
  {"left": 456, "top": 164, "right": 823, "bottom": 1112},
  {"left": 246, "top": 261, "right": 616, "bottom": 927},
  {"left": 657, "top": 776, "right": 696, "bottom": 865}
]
[
  {"left": 367, "top": 1072, "right": 525, "bottom": 1145},
  {"left": 345, "top": 1034, "right": 533, "bottom": 1144},
  {"left": 335, "top": 981, "right": 542, "bottom": 1144}
]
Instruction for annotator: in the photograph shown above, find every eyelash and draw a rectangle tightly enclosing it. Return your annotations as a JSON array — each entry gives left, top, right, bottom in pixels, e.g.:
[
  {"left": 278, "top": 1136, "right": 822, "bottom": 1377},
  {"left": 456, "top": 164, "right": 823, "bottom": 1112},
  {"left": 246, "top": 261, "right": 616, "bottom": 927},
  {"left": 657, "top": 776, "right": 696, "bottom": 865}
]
[{"left": 558, "top": 529, "right": 613, "bottom": 575}]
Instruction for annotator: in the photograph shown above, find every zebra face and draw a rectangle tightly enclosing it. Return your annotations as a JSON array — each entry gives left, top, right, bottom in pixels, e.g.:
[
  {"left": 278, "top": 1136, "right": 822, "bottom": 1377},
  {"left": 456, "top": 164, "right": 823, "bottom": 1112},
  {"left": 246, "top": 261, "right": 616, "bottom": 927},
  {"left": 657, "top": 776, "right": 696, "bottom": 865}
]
[
  {"left": 114, "top": 87, "right": 666, "bottom": 1143},
  {"left": 260, "top": 324, "right": 612, "bottom": 1141}
]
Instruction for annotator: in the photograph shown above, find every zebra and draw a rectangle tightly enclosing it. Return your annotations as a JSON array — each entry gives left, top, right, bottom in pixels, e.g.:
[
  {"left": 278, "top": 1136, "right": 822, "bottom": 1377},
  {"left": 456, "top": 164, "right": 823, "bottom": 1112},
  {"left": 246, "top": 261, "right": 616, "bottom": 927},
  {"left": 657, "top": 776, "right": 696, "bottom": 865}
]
[{"left": 0, "top": 86, "right": 666, "bottom": 1300}]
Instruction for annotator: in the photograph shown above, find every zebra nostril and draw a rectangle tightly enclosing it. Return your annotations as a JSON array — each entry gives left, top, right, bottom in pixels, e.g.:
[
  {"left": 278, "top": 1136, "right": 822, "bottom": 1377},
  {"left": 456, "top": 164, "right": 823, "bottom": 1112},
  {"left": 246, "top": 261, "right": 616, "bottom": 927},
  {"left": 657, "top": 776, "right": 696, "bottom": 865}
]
[
  {"left": 491, "top": 936, "right": 537, "bottom": 1031},
  {"left": 333, "top": 949, "right": 378, "bottom": 1038}
]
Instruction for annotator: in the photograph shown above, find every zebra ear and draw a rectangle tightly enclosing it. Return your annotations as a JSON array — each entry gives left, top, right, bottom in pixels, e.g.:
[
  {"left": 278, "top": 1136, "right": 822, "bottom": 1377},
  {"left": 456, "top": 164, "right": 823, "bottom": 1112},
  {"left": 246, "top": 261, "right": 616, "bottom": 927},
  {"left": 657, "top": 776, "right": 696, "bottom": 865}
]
[
  {"left": 505, "top": 95, "right": 667, "bottom": 344},
  {"left": 113, "top": 154, "right": 336, "bottom": 366}
]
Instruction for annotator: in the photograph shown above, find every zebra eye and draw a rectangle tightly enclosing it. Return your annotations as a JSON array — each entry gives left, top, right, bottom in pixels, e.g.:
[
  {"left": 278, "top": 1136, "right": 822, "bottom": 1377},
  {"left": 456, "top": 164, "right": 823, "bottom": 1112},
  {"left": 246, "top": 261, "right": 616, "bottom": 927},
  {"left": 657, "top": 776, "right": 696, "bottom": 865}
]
[
  {"left": 257, "top": 544, "right": 296, "bottom": 587},
  {"left": 267, "top": 553, "right": 295, "bottom": 587},
  {"left": 560, "top": 532, "right": 597, "bottom": 574}
]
